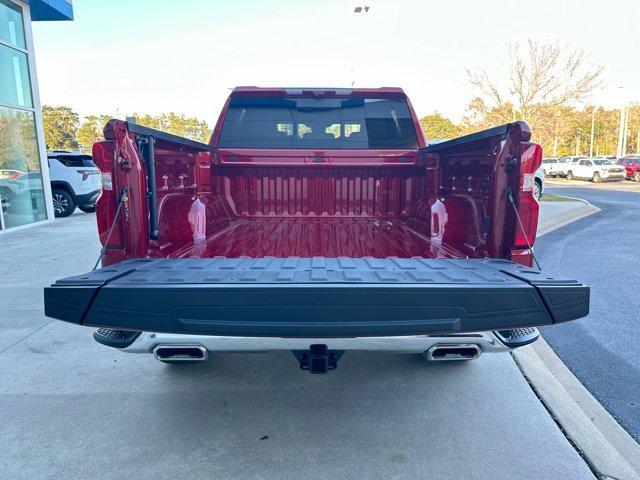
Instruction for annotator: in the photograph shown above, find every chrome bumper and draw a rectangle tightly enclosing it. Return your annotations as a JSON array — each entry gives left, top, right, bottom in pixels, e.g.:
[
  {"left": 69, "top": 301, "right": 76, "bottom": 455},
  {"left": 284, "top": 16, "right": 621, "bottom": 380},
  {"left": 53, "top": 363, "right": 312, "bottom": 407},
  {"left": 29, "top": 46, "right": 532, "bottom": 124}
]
[{"left": 121, "top": 331, "right": 511, "bottom": 355}]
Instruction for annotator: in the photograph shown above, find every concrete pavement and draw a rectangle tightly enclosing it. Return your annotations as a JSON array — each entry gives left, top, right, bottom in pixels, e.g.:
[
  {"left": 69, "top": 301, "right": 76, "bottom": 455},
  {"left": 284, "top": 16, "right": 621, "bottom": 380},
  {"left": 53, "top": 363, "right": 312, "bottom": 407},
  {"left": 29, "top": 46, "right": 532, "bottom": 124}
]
[
  {"left": 0, "top": 213, "right": 596, "bottom": 479},
  {"left": 538, "top": 198, "right": 600, "bottom": 235}
]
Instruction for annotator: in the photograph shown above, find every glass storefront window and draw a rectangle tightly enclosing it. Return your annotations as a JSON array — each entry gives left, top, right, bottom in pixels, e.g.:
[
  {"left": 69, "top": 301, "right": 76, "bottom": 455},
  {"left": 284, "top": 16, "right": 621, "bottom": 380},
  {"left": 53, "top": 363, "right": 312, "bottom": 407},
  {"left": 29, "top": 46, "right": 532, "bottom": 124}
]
[
  {"left": 0, "top": 44, "right": 32, "bottom": 108},
  {"left": 0, "top": 1, "right": 51, "bottom": 231},
  {"left": 0, "top": 0, "right": 25, "bottom": 49},
  {"left": 0, "top": 106, "right": 47, "bottom": 228}
]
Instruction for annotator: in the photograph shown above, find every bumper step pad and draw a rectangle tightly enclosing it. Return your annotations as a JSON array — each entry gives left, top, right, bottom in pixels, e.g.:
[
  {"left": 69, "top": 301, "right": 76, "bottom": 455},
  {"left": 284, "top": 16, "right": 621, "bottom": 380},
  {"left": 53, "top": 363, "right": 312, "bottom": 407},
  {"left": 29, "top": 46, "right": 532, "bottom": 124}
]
[
  {"left": 44, "top": 257, "right": 589, "bottom": 338},
  {"left": 495, "top": 327, "right": 540, "bottom": 348},
  {"left": 93, "top": 328, "right": 141, "bottom": 348}
]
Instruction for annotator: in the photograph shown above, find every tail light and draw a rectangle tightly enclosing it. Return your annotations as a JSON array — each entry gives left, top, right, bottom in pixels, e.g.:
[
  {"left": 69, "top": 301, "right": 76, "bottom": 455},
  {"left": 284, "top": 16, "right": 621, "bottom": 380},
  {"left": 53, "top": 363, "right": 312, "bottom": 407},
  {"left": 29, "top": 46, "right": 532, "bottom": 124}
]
[
  {"left": 513, "top": 143, "right": 542, "bottom": 249},
  {"left": 101, "top": 172, "right": 113, "bottom": 190},
  {"left": 76, "top": 169, "right": 98, "bottom": 181},
  {"left": 92, "top": 141, "right": 122, "bottom": 256}
]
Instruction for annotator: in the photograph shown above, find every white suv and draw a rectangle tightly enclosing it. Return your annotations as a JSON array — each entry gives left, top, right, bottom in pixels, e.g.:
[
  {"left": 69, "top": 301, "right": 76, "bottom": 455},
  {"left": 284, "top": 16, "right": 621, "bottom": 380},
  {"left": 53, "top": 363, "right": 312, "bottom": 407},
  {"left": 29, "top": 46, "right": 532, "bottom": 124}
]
[
  {"left": 566, "top": 158, "right": 625, "bottom": 182},
  {"left": 48, "top": 151, "right": 101, "bottom": 217}
]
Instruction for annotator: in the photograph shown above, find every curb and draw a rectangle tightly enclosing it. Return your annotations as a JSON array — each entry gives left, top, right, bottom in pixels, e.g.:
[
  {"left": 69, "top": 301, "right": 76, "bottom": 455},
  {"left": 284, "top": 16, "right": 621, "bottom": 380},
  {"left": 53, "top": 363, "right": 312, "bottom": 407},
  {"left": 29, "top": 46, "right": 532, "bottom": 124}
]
[
  {"left": 513, "top": 339, "right": 640, "bottom": 479},
  {"left": 517, "top": 198, "right": 640, "bottom": 479},
  {"left": 537, "top": 198, "right": 601, "bottom": 236},
  {"left": 546, "top": 180, "right": 640, "bottom": 193},
  {"left": 546, "top": 180, "right": 592, "bottom": 186}
]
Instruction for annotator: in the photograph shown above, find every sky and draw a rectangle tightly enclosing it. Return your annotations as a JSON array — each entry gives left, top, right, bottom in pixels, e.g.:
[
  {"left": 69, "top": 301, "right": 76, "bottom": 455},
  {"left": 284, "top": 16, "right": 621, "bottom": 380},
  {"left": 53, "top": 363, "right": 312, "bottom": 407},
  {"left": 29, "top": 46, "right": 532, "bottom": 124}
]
[{"left": 31, "top": 0, "right": 640, "bottom": 126}]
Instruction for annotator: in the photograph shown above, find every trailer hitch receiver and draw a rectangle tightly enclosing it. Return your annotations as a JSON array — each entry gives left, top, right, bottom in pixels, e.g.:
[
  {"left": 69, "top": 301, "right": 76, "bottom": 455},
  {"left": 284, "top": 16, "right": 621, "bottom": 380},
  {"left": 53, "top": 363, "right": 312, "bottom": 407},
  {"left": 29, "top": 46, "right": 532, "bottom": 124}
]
[{"left": 294, "top": 344, "right": 343, "bottom": 374}]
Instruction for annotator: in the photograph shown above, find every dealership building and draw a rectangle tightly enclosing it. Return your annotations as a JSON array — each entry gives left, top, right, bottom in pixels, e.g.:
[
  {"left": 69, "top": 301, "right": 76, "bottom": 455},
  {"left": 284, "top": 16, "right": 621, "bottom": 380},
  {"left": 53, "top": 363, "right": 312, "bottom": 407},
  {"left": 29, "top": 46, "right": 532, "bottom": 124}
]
[{"left": 0, "top": 0, "right": 73, "bottom": 233}]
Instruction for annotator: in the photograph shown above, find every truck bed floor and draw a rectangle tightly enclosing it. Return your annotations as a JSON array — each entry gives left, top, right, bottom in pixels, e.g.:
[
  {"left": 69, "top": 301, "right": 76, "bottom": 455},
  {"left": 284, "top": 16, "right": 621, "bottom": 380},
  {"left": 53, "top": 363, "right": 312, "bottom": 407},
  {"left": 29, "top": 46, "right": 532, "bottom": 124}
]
[{"left": 173, "top": 218, "right": 462, "bottom": 259}]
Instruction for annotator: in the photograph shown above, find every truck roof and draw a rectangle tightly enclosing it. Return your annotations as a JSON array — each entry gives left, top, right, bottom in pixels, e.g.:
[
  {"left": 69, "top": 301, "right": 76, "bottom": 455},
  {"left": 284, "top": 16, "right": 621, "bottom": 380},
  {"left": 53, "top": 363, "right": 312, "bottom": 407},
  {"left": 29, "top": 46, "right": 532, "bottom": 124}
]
[{"left": 230, "top": 86, "right": 407, "bottom": 97}]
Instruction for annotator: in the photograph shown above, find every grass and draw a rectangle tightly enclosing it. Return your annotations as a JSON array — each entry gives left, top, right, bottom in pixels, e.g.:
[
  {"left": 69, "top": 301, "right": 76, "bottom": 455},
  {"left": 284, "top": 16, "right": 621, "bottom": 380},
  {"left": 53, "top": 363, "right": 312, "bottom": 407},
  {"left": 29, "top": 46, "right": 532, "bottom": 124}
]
[
  {"left": 540, "top": 193, "right": 577, "bottom": 202},
  {"left": 545, "top": 177, "right": 587, "bottom": 183}
]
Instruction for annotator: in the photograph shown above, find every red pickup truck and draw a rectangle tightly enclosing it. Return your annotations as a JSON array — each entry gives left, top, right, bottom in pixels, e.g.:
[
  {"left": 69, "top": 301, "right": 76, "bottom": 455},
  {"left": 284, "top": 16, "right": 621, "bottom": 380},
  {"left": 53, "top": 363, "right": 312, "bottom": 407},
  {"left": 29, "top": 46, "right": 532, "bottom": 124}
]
[{"left": 45, "top": 87, "right": 589, "bottom": 373}]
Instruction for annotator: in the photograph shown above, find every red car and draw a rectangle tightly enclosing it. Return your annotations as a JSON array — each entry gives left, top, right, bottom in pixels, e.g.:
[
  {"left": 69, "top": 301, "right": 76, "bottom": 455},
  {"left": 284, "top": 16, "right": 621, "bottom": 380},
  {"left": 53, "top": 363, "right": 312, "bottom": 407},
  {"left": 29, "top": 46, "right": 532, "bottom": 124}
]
[
  {"left": 44, "top": 87, "right": 589, "bottom": 373},
  {"left": 0, "top": 169, "right": 24, "bottom": 180},
  {"left": 617, "top": 156, "right": 640, "bottom": 182}
]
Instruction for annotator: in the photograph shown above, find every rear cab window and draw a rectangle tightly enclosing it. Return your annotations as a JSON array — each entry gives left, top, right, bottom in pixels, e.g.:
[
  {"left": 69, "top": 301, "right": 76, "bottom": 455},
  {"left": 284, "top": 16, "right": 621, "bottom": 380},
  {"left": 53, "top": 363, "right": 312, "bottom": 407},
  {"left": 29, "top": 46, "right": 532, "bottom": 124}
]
[
  {"left": 50, "top": 155, "right": 96, "bottom": 168},
  {"left": 218, "top": 96, "right": 419, "bottom": 149}
]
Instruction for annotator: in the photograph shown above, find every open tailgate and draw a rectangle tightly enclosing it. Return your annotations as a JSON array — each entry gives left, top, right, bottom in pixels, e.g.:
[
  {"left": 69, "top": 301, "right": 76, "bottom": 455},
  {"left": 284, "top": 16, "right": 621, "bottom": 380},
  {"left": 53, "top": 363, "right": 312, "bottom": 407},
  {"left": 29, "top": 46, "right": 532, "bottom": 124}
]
[{"left": 44, "top": 258, "right": 589, "bottom": 337}]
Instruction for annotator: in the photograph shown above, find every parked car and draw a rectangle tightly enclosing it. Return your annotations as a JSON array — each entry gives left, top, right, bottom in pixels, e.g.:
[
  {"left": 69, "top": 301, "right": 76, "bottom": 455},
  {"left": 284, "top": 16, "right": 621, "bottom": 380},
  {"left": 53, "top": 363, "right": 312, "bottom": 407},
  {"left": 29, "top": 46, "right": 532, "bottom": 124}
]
[
  {"left": 0, "top": 177, "right": 22, "bottom": 213},
  {"left": 47, "top": 151, "right": 101, "bottom": 217},
  {"left": 0, "top": 169, "right": 27, "bottom": 212},
  {"left": 566, "top": 158, "right": 625, "bottom": 182},
  {"left": 0, "top": 169, "right": 24, "bottom": 180},
  {"left": 555, "top": 156, "right": 586, "bottom": 177},
  {"left": 0, "top": 171, "right": 46, "bottom": 219},
  {"left": 44, "top": 87, "right": 588, "bottom": 373},
  {"left": 0, "top": 189, "right": 7, "bottom": 213},
  {"left": 534, "top": 165, "right": 544, "bottom": 200},
  {"left": 541, "top": 157, "right": 562, "bottom": 177},
  {"left": 617, "top": 155, "right": 640, "bottom": 182}
]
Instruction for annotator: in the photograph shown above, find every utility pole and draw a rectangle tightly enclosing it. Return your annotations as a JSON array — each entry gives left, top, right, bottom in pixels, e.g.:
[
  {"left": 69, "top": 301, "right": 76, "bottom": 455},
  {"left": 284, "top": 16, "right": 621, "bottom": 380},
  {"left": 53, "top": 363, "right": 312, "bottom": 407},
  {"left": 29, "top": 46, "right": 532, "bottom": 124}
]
[
  {"left": 616, "top": 107, "right": 627, "bottom": 158},
  {"left": 622, "top": 107, "right": 629, "bottom": 156},
  {"left": 616, "top": 86, "right": 626, "bottom": 158},
  {"left": 589, "top": 107, "right": 596, "bottom": 157},
  {"left": 552, "top": 110, "right": 560, "bottom": 156}
]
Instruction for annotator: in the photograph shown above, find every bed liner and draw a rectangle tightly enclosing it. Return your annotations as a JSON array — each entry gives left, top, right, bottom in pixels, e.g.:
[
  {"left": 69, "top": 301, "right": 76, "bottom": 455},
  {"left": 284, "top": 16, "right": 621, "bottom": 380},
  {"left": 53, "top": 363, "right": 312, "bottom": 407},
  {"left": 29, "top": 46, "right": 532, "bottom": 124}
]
[
  {"left": 44, "top": 257, "right": 589, "bottom": 338},
  {"left": 170, "top": 218, "right": 464, "bottom": 259}
]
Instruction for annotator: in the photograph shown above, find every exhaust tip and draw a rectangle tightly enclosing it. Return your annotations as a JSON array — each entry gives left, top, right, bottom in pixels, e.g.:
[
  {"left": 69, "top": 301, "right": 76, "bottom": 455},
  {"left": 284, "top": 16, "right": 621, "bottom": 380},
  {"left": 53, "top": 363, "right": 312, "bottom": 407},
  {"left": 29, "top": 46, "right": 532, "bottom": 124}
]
[
  {"left": 153, "top": 345, "right": 208, "bottom": 362},
  {"left": 425, "top": 344, "right": 481, "bottom": 361}
]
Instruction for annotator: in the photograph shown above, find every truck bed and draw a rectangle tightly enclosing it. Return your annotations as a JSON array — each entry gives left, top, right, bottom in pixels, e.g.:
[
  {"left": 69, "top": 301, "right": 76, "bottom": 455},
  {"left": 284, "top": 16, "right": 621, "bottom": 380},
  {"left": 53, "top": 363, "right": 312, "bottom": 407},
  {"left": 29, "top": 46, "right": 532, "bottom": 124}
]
[
  {"left": 171, "top": 217, "right": 463, "bottom": 259},
  {"left": 45, "top": 258, "right": 589, "bottom": 338}
]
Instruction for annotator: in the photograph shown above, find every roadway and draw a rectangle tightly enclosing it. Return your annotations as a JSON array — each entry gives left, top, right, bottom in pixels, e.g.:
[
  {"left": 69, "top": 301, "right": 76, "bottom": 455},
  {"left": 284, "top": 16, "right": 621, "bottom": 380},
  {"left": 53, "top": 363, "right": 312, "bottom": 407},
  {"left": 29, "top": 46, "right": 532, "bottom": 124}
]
[{"left": 538, "top": 185, "right": 640, "bottom": 442}]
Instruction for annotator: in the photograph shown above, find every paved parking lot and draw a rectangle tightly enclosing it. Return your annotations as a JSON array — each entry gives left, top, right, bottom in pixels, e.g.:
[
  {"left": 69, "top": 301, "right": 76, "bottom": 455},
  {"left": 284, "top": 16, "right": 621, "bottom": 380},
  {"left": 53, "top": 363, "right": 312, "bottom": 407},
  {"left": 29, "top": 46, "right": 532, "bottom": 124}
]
[
  {"left": 0, "top": 214, "right": 595, "bottom": 480},
  {"left": 539, "top": 187, "right": 640, "bottom": 442},
  {"left": 545, "top": 178, "right": 640, "bottom": 193}
]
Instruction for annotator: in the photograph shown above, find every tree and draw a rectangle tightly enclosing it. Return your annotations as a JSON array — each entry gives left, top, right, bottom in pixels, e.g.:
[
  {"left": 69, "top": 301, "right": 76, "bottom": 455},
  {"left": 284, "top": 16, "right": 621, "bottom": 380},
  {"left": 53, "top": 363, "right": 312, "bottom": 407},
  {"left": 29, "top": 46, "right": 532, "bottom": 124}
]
[
  {"left": 0, "top": 109, "right": 39, "bottom": 172},
  {"left": 77, "top": 115, "right": 112, "bottom": 153},
  {"left": 625, "top": 103, "right": 640, "bottom": 155},
  {"left": 462, "top": 97, "right": 515, "bottom": 132},
  {"left": 44, "top": 109, "right": 212, "bottom": 152},
  {"left": 467, "top": 40, "right": 603, "bottom": 122},
  {"left": 130, "top": 113, "right": 211, "bottom": 143},
  {"left": 419, "top": 112, "right": 462, "bottom": 140},
  {"left": 42, "top": 106, "right": 79, "bottom": 150},
  {"left": 462, "top": 41, "right": 615, "bottom": 156}
]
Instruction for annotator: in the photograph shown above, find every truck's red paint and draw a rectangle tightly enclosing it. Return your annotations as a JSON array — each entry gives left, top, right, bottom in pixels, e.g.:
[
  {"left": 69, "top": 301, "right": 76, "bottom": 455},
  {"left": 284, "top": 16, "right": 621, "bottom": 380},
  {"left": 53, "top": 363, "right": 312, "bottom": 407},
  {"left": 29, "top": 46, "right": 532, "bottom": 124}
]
[{"left": 93, "top": 87, "right": 541, "bottom": 268}]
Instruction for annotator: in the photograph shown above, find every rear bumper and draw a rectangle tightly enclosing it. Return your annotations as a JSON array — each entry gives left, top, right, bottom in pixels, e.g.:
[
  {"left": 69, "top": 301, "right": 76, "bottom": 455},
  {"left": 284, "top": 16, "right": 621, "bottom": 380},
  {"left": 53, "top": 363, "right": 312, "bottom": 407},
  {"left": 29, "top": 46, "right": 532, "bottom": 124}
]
[
  {"left": 44, "top": 257, "right": 589, "bottom": 338},
  {"left": 119, "top": 331, "right": 513, "bottom": 355}
]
